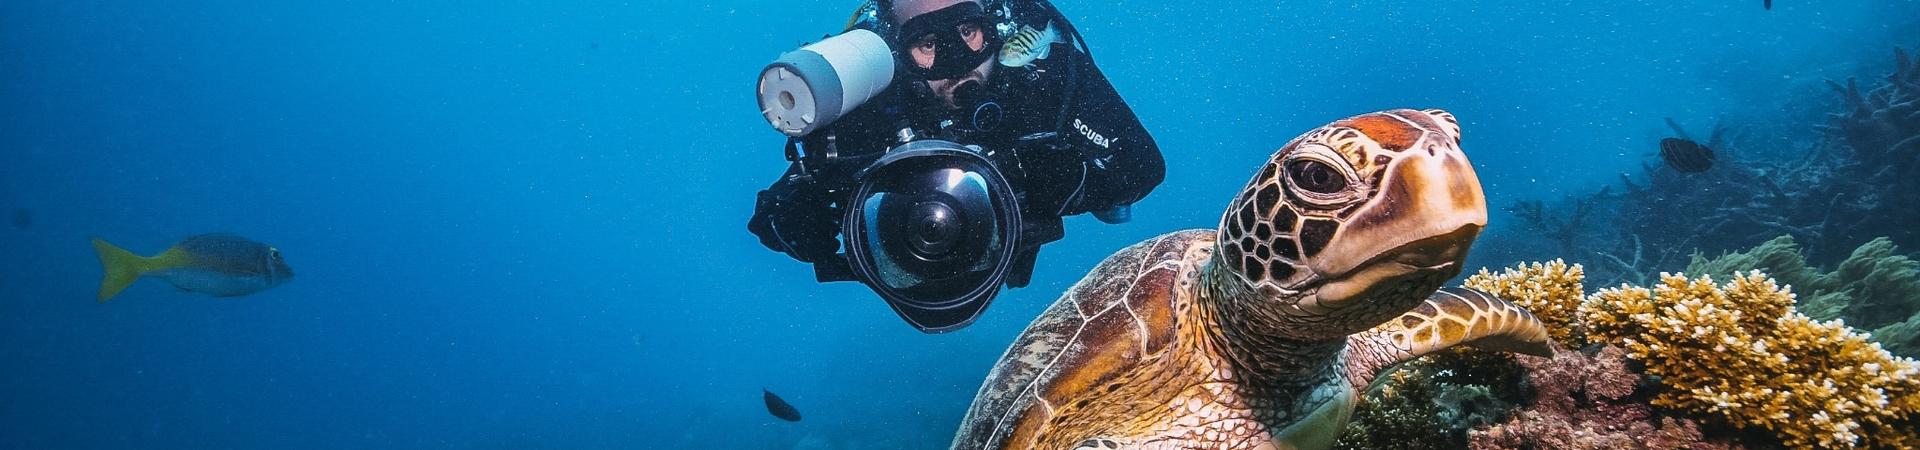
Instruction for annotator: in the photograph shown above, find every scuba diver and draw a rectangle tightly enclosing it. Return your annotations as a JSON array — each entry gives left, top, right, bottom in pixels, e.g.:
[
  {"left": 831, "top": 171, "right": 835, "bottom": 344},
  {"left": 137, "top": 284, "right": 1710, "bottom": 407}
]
[{"left": 748, "top": 0, "right": 1164, "bottom": 332}]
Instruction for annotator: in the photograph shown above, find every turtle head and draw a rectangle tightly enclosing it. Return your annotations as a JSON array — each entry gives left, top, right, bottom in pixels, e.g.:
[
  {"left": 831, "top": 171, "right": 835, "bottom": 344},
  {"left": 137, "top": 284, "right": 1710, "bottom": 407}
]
[{"left": 1210, "top": 109, "right": 1486, "bottom": 340}]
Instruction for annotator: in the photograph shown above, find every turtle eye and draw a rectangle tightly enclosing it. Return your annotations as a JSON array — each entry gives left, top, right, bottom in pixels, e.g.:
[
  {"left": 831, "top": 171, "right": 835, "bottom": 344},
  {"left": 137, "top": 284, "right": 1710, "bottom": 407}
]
[
  {"left": 1287, "top": 160, "right": 1346, "bottom": 194},
  {"left": 1281, "top": 145, "right": 1362, "bottom": 209}
]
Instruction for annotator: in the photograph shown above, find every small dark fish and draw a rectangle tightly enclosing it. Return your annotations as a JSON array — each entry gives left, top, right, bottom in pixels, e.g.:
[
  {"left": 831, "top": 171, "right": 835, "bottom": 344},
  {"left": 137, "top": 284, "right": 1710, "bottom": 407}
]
[
  {"left": 10, "top": 208, "right": 29, "bottom": 229},
  {"left": 1659, "top": 137, "right": 1715, "bottom": 173},
  {"left": 1764, "top": 0, "right": 1772, "bottom": 10},
  {"left": 763, "top": 388, "right": 802, "bottom": 422}
]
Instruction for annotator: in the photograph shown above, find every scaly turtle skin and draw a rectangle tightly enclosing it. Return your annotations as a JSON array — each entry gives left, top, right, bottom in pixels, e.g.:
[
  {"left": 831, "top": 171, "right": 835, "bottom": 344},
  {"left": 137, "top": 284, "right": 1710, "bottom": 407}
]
[{"left": 950, "top": 109, "right": 1553, "bottom": 450}]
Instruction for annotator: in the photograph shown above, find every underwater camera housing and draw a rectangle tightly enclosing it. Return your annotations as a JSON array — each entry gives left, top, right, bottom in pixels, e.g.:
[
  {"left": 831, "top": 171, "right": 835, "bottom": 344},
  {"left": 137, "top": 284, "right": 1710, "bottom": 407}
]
[
  {"left": 841, "top": 140, "right": 1023, "bottom": 332},
  {"left": 777, "top": 135, "right": 1035, "bottom": 333}
]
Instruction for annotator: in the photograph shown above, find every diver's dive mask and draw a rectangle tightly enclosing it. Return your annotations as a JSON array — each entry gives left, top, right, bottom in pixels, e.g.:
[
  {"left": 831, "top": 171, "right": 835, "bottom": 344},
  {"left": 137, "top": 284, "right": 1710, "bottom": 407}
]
[
  {"left": 894, "top": 2, "right": 1001, "bottom": 81},
  {"left": 843, "top": 140, "right": 1021, "bottom": 332}
]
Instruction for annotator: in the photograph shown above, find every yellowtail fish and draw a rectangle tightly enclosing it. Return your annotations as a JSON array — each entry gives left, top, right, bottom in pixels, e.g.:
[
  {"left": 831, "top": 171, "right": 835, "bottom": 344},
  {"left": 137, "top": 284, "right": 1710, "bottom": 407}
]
[
  {"left": 92, "top": 233, "right": 293, "bottom": 302},
  {"left": 998, "top": 21, "right": 1065, "bottom": 68}
]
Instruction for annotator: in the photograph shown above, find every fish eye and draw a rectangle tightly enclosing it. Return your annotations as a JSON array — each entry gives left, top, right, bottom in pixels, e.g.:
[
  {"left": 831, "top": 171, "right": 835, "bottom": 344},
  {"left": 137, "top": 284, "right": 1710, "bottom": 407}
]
[{"left": 1282, "top": 145, "right": 1362, "bottom": 208}]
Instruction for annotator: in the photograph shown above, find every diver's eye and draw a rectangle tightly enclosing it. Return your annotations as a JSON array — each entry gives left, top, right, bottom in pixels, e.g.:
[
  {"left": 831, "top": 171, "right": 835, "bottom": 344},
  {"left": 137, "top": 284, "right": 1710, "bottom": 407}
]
[
  {"left": 956, "top": 23, "right": 984, "bottom": 50},
  {"left": 909, "top": 37, "right": 940, "bottom": 68},
  {"left": 1287, "top": 160, "right": 1346, "bottom": 194}
]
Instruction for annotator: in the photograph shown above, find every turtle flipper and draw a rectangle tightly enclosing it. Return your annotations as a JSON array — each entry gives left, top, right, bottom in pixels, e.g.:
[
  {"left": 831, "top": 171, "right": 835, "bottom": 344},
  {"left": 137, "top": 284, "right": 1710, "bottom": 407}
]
[{"left": 1344, "top": 287, "right": 1552, "bottom": 390}]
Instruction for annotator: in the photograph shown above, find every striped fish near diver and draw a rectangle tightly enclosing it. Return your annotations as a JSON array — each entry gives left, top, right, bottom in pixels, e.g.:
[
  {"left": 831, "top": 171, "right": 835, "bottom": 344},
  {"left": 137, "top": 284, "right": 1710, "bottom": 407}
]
[
  {"left": 998, "top": 21, "right": 1066, "bottom": 68},
  {"left": 91, "top": 234, "right": 293, "bottom": 302}
]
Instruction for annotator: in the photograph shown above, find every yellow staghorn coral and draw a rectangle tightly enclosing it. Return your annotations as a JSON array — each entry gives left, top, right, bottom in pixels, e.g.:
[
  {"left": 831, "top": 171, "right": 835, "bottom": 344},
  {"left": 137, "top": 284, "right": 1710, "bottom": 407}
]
[
  {"left": 1684, "top": 235, "right": 1920, "bottom": 353},
  {"left": 1464, "top": 259, "right": 1586, "bottom": 347},
  {"left": 1582, "top": 271, "right": 1920, "bottom": 449}
]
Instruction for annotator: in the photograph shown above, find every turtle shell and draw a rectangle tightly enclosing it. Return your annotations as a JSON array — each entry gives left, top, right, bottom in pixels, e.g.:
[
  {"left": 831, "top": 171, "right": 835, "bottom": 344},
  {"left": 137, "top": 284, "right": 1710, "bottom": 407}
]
[{"left": 951, "top": 230, "right": 1215, "bottom": 450}]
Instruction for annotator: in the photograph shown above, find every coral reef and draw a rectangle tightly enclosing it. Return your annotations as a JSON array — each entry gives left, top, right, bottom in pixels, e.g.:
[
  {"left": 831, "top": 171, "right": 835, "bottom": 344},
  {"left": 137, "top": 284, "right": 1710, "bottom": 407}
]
[
  {"left": 1382, "top": 45, "right": 1920, "bottom": 449},
  {"left": 1685, "top": 235, "right": 1920, "bottom": 356},
  {"left": 1497, "top": 47, "right": 1920, "bottom": 285},
  {"left": 1468, "top": 344, "right": 1736, "bottom": 450},
  {"left": 1339, "top": 262, "right": 1920, "bottom": 449},
  {"left": 1583, "top": 271, "right": 1920, "bottom": 449}
]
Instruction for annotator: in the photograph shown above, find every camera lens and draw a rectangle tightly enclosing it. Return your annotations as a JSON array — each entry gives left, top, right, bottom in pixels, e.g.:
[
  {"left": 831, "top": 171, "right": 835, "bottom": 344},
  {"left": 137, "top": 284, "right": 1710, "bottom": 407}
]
[
  {"left": 873, "top": 169, "right": 992, "bottom": 281},
  {"left": 909, "top": 201, "right": 960, "bottom": 258}
]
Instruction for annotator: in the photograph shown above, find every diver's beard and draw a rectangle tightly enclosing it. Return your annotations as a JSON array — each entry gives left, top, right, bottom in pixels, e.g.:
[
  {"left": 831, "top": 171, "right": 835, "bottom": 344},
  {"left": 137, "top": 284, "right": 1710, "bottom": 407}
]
[{"left": 929, "top": 61, "right": 994, "bottom": 110}]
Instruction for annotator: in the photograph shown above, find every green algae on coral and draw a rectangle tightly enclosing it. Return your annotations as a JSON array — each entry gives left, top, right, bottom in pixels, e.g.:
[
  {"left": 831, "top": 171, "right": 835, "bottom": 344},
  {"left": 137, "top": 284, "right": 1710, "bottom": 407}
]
[
  {"left": 1332, "top": 368, "right": 1461, "bottom": 450},
  {"left": 1332, "top": 352, "right": 1523, "bottom": 450}
]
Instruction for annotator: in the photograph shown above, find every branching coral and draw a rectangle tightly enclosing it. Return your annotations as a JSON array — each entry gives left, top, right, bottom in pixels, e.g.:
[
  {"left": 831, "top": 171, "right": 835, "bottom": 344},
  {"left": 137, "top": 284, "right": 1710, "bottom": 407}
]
[
  {"left": 1467, "top": 344, "right": 1736, "bottom": 450},
  {"left": 1582, "top": 271, "right": 1920, "bottom": 449},
  {"left": 1463, "top": 260, "right": 1587, "bottom": 347},
  {"left": 1683, "top": 235, "right": 1854, "bottom": 320},
  {"left": 1507, "top": 196, "right": 1600, "bottom": 259},
  {"left": 1685, "top": 235, "right": 1920, "bottom": 356},
  {"left": 1820, "top": 47, "right": 1920, "bottom": 176}
]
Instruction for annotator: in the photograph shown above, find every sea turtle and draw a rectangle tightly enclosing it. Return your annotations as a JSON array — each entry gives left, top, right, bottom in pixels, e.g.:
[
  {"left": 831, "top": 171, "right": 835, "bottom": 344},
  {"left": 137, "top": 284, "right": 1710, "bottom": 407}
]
[{"left": 950, "top": 109, "right": 1554, "bottom": 450}]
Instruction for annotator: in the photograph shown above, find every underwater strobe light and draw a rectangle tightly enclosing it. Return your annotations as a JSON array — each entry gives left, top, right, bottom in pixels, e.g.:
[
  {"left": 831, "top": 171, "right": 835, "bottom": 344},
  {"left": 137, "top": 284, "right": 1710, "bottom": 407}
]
[{"left": 757, "top": 29, "right": 896, "bottom": 137}]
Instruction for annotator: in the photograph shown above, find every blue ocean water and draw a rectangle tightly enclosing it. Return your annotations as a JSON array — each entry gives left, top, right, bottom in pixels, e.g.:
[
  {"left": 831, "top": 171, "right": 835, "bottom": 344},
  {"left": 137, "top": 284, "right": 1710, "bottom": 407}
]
[{"left": 2, "top": 1, "right": 1916, "bottom": 449}]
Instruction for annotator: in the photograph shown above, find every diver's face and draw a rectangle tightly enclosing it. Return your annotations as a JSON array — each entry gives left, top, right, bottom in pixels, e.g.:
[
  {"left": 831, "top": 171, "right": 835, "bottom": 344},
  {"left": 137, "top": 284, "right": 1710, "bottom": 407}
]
[{"left": 894, "top": 0, "right": 994, "bottom": 110}]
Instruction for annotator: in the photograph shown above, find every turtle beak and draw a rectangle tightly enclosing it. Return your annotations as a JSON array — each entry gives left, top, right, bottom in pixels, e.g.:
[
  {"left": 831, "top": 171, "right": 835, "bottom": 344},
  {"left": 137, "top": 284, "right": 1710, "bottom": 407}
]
[{"left": 1309, "top": 141, "right": 1486, "bottom": 309}]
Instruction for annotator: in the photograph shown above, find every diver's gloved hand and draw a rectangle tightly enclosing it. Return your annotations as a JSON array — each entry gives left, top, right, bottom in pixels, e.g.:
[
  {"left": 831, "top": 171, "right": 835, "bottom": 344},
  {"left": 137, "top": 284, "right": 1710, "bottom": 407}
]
[{"left": 748, "top": 189, "right": 841, "bottom": 263}]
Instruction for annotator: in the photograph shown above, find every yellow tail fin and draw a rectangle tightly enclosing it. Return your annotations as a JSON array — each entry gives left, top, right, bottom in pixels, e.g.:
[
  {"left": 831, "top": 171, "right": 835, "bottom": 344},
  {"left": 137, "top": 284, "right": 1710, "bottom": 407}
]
[{"left": 92, "top": 238, "right": 150, "bottom": 303}]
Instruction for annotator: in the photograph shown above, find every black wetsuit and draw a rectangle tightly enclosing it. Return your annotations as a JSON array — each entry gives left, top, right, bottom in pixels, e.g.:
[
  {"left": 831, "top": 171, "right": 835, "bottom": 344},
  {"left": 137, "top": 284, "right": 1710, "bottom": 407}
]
[{"left": 748, "top": 1, "right": 1163, "bottom": 286}]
